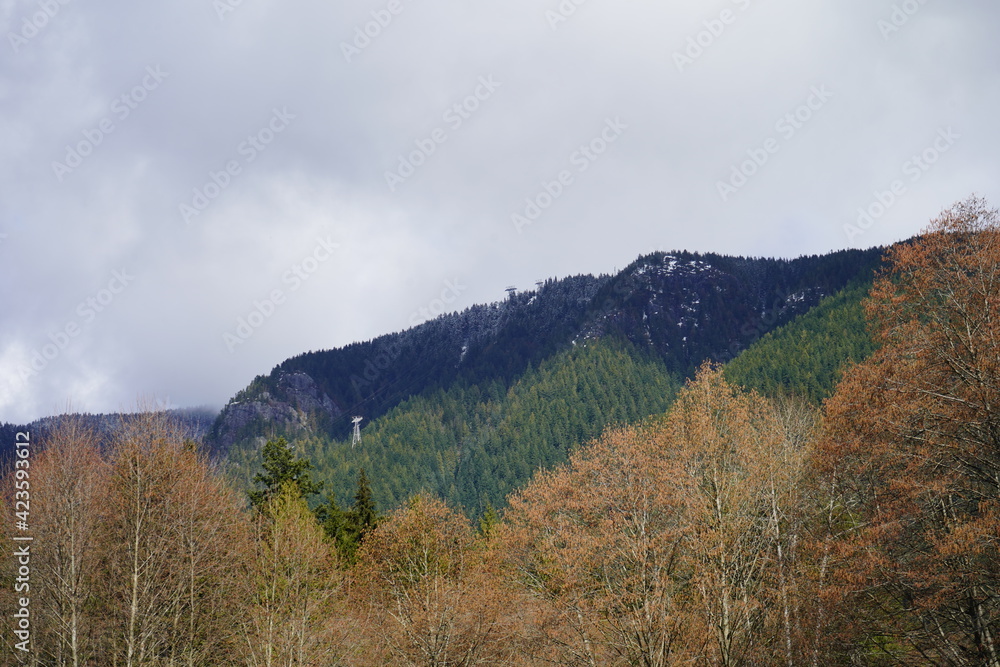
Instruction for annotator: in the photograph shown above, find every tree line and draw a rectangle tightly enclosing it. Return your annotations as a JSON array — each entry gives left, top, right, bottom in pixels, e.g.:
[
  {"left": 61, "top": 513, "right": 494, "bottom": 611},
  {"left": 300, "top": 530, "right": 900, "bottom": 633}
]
[{"left": 2, "top": 197, "right": 998, "bottom": 665}]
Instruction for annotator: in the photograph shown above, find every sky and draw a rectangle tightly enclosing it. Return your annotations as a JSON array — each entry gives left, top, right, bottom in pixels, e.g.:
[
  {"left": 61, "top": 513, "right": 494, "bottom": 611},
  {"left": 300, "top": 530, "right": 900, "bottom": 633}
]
[{"left": 1, "top": 0, "right": 997, "bottom": 423}]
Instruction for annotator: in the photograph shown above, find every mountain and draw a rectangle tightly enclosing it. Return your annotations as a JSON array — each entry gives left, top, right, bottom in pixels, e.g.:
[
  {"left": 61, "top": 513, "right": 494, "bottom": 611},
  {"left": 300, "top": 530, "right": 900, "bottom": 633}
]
[
  {"left": 207, "top": 273, "right": 609, "bottom": 450},
  {"left": 208, "top": 249, "right": 884, "bottom": 451},
  {"left": 210, "top": 246, "right": 886, "bottom": 513},
  {"left": 0, "top": 407, "right": 218, "bottom": 465}
]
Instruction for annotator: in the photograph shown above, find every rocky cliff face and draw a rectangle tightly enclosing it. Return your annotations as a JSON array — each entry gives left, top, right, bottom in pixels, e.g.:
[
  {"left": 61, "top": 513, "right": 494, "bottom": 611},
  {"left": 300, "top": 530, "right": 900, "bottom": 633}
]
[{"left": 208, "top": 370, "right": 342, "bottom": 451}]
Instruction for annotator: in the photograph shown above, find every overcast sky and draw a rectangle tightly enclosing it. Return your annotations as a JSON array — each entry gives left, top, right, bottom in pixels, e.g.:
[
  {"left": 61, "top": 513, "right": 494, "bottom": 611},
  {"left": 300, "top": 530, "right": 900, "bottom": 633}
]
[{"left": 1, "top": 0, "right": 997, "bottom": 423}]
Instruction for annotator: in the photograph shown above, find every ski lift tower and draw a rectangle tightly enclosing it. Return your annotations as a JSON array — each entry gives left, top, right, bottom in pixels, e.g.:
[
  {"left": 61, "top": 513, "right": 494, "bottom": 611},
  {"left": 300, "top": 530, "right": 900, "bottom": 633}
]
[
  {"left": 505, "top": 286, "right": 517, "bottom": 299},
  {"left": 351, "top": 416, "right": 363, "bottom": 448}
]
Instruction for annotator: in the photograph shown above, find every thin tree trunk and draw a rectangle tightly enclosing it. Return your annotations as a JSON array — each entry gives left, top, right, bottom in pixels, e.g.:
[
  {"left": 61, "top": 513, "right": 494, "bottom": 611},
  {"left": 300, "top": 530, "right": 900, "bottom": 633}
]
[{"left": 126, "top": 487, "right": 143, "bottom": 667}]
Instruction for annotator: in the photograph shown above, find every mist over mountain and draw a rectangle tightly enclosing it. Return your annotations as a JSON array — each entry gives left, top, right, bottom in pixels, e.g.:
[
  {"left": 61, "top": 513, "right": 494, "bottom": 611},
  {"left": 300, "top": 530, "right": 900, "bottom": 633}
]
[{"left": 0, "top": 407, "right": 218, "bottom": 464}]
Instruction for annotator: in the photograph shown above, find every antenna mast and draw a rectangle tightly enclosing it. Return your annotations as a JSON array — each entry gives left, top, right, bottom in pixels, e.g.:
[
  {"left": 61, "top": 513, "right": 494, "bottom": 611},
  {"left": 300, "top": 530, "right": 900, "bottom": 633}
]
[{"left": 351, "top": 416, "right": 363, "bottom": 447}]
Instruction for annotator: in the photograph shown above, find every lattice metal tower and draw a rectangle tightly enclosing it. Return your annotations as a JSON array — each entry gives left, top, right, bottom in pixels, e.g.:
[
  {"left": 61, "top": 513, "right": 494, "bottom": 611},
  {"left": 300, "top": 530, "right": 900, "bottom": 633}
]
[{"left": 351, "top": 416, "right": 363, "bottom": 447}]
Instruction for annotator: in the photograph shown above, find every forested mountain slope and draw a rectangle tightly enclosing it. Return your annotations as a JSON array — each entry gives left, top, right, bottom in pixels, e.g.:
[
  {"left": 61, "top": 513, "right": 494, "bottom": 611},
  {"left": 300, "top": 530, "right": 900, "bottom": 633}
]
[
  {"left": 209, "top": 247, "right": 884, "bottom": 453},
  {"left": 725, "top": 281, "right": 877, "bottom": 402},
  {"left": 9, "top": 204, "right": 998, "bottom": 667},
  {"left": 227, "top": 338, "right": 680, "bottom": 513},
  {"left": 217, "top": 246, "right": 886, "bottom": 514},
  {"left": 208, "top": 273, "right": 609, "bottom": 450}
]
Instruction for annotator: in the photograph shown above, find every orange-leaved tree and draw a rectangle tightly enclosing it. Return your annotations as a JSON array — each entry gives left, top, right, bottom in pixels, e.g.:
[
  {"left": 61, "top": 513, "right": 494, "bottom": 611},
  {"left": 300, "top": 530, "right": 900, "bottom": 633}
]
[
  {"left": 353, "top": 494, "right": 525, "bottom": 666},
  {"left": 820, "top": 197, "right": 1000, "bottom": 665},
  {"left": 500, "top": 365, "right": 819, "bottom": 666},
  {"left": 99, "top": 409, "right": 251, "bottom": 666},
  {"left": 500, "top": 422, "right": 695, "bottom": 666}
]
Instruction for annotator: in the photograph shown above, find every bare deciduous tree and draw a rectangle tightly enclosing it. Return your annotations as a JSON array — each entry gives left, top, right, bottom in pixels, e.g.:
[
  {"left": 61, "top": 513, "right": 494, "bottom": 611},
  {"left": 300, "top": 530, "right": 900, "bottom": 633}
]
[
  {"left": 354, "top": 494, "right": 524, "bottom": 666},
  {"left": 821, "top": 197, "right": 1000, "bottom": 665},
  {"left": 31, "top": 417, "right": 107, "bottom": 667},
  {"left": 501, "top": 366, "right": 819, "bottom": 666},
  {"left": 241, "top": 482, "right": 348, "bottom": 667},
  {"left": 99, "top": 409, "right": 250, "bottom": 666}
]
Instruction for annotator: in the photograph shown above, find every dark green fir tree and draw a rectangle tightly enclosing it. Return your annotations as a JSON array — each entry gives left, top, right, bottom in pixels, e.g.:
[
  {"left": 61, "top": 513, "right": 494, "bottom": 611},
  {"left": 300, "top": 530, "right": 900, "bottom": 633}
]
[{"left": 248, "top": 437, "right": 323, "bottom": 508}]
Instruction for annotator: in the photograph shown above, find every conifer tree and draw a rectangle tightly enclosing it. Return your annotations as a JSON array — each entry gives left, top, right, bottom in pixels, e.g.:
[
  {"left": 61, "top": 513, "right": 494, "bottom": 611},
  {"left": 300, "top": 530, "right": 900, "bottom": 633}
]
[
  {"left": 316, "top": 496, "right": 351, "bottom": 557},
  {"left": 344, "top": 469, "right": 379, "bottom": 549},
  {"left": 249, "top": 437, "right": 323, "bottom": 508},
  {"left": 317, "top": 469, "right": 382, "bottom": 562},
  {"left": 477, "top": 501, "right": 500, "bottom": 538}
]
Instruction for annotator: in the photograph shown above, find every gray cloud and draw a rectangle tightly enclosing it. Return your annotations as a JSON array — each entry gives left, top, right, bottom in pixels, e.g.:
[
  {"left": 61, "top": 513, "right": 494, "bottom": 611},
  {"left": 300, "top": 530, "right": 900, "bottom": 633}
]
[{"left": 1, "top": 0, "right": 997, "bottom": 422}]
